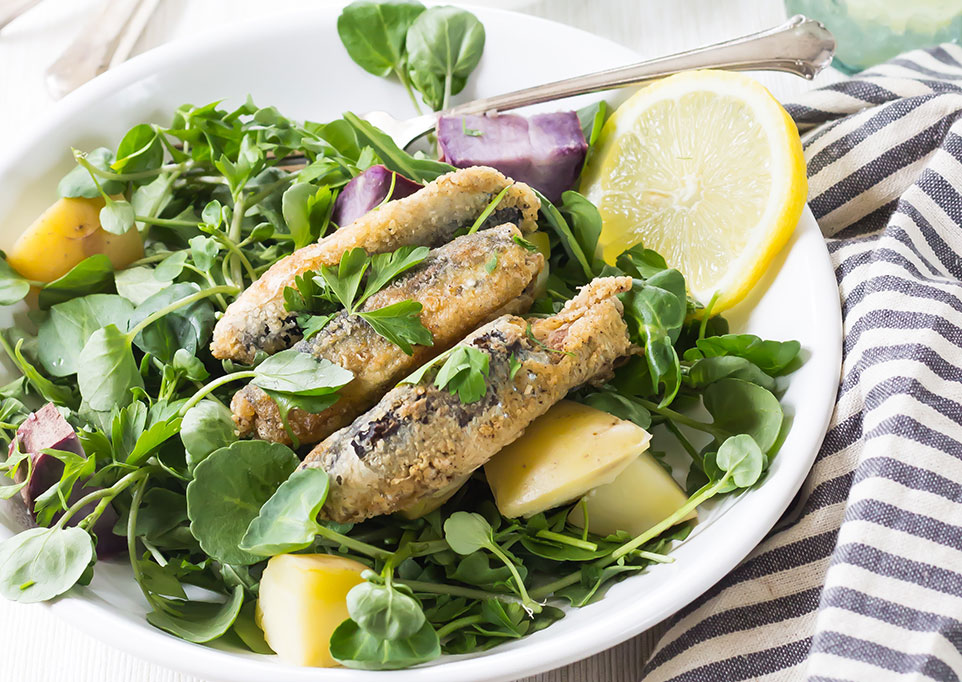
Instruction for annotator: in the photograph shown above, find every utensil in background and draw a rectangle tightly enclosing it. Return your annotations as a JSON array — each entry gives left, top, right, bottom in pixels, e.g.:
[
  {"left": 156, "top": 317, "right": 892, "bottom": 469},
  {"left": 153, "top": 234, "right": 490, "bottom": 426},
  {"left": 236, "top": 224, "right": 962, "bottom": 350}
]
[
  {"left": 44, "top": 0, "right": 159, "bottom": 99},
  {"left": 785, "top": 0, "right": 961, "bottom": 73},
  {"left": 0, "top": 0, "right": 42, "bottom": 32},
  {"left": 365, "top": 14, "right": 835, "bottom": 148}
]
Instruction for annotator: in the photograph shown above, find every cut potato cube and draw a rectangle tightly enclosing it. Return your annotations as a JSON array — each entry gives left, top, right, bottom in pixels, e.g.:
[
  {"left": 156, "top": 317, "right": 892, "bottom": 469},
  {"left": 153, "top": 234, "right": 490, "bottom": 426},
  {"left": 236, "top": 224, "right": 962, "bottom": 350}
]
[
  {"left": 255, "top": 553, "right": 367, "bottom": 667},
  {"left": 7, "top": 196, "right": 143, "bottom": 283},
  {"left": 484, "top": 400, "right": 650, "bottom": 518},
  {"left": 398, "top": 474, "right": 469, "bottom": 520},
  {"left": 568, "top": 453, "right": 695, "bottom": 538}
]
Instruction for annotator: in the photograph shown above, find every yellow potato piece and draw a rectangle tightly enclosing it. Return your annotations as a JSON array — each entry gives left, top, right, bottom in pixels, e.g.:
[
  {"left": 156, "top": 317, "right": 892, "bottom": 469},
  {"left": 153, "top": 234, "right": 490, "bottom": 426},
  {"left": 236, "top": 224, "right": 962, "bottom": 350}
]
[
  {"left": 567, "top": 452, "right": 695, "bottom": 538},
  {"left": 7, "top": 196, "right": 143, "bottom": 283},
  {"left": 484, "top": 400, "right": 651, "bottom": 518},
  {"left": 255, "top": 553, "right": 367, "bottom": 667}
]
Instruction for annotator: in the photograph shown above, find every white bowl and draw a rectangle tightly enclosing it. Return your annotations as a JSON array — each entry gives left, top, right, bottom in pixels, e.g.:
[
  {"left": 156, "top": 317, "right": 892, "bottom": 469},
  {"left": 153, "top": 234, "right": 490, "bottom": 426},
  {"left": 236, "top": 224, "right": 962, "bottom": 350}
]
[{"left": 0, "top": 5, "right": 842, "bottom": 681}]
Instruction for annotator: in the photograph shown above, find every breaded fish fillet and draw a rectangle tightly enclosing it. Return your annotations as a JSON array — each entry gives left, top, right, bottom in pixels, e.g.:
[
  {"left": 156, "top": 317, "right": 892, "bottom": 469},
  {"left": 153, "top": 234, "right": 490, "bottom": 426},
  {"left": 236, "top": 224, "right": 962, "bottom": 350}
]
[
  {"left": 211, "top": 166, "right": 540, "bottom": 363},
  {"left": 232, "top": 224, "right": 545, "bottom": 446},
  {"left": 301, "top": 276, "right": 633, "bottom": 523}
]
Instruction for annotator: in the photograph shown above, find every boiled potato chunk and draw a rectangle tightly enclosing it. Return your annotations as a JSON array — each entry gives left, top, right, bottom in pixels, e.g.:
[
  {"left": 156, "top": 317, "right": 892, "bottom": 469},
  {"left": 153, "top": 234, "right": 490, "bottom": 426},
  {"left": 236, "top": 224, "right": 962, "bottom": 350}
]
[
  {"left": 7, "top": 196, "right": 143, "bottom": 282},
  {"left": 568, "top": 453, "right": 695, "bottom": 537},
  {"left": 484, "top": 400, "right": 651, "bottom": 518},
  {"left": 255, "top": 553, "right": 367, "bottom": 667}
]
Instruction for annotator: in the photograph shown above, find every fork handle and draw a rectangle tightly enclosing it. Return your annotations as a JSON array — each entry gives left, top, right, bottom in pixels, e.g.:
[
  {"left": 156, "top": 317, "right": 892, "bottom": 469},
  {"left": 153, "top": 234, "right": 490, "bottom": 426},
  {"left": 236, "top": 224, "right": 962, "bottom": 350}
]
[{"left": 446, "top": 15, "right": 834, "bottom": 118}]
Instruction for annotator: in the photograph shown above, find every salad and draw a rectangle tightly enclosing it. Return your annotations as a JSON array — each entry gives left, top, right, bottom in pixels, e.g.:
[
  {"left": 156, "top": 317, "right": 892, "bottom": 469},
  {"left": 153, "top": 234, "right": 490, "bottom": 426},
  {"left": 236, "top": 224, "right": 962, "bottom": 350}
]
[{"left": 0, "top": 1, "right": 806, "bottom": 671}]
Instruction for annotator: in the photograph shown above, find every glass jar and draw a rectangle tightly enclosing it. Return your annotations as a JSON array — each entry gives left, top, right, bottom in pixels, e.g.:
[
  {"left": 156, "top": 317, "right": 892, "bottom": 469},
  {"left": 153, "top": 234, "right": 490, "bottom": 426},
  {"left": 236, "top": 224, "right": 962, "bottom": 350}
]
[{"left": 784, "top": 0, "right": 961, "bottom": 73}]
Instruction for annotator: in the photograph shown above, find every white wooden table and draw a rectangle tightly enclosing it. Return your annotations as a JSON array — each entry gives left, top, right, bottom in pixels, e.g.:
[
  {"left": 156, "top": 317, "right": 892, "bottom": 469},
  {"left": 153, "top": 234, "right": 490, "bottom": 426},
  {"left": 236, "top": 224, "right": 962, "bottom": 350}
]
[{"left": 0, "top": 1, "right": 832, "bottom": 680}]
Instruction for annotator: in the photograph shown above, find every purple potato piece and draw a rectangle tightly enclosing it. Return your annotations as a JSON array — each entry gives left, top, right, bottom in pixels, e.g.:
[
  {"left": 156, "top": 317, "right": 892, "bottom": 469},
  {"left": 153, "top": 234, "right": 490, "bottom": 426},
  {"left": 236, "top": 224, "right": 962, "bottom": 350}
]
[
  {"left": 331, "top": 164, "right": 422, "bottom": 227},
  {"left": 12, "top": 403, "right": 124, "bottom": 558},
  {"left": 437, "top": 112, "right": 588, "bottom": 203}
]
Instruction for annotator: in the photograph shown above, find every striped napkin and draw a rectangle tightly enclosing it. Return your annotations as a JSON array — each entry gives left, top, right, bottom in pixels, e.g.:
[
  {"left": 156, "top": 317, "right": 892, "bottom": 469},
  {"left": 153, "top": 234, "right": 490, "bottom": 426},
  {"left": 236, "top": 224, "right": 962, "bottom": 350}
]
[{"left": 640, "top": 43, "right": 962, "bottom": 682}]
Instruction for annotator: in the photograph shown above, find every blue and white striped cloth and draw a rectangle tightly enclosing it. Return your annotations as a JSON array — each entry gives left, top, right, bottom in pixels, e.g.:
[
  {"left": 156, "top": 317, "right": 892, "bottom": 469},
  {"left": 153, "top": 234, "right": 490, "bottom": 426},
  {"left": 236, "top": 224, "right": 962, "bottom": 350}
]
[{"left": 641, "top": 44, "right": 962, "bottom": 682}]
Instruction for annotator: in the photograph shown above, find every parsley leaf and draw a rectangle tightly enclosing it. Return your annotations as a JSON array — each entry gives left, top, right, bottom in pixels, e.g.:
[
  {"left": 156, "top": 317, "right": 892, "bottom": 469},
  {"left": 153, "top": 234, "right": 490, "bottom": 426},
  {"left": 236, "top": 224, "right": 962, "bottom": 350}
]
[
  {"left": 358, "top": 246, "right": 429, "bottom": 307},
  {"left": 484, "top": 253, "right": 498, "bottom": 274},
  {"left": 398, "top": 346, "right": 456, "bottom": 387},
  {"left": 318, "top": 247, "right": 368, "bottom": 311},
  {"left": 434, "top": 346, "right": 489, "bottom": 403},
  {"left": 299, "top": 313, "right": 336, "bottom": 341},
  {"left": 508, "top": 353, "right": 521, "bottom": 379},
  {"left": 357, "top": 300, "right": 433, "bottom": 356}
]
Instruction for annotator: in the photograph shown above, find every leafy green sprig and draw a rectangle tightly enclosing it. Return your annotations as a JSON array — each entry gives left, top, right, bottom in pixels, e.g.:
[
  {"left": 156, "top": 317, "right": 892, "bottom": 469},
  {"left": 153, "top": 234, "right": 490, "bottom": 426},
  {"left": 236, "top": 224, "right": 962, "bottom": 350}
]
[
  {"left": 338, "top": 1, "right": 485, "bottom": 113},
  {"left": 283, "top": 245, "right": 434, "bottom": 355}
]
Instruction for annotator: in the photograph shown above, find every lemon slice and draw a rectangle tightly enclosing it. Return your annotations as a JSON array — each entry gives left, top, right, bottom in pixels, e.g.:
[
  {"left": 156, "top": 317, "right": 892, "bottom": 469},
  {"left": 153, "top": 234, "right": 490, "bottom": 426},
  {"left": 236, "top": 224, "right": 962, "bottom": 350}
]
[{"left": 580, "top": 70, "right": 807, "bottom": 310}]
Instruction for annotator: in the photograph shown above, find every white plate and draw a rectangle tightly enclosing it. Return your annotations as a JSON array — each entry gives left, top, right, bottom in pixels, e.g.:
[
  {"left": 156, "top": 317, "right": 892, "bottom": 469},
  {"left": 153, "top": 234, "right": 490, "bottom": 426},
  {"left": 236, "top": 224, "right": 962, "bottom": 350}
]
[{"left": 0, "top": 4, "right": 842, "bottom": 681}]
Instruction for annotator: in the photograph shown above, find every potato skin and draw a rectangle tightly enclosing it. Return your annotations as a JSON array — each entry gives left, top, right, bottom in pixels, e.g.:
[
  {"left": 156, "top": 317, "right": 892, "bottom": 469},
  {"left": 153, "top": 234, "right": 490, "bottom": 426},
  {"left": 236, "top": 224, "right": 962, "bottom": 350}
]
[{"left": 7, "top": 197, "right": 143, "bottom": 282}]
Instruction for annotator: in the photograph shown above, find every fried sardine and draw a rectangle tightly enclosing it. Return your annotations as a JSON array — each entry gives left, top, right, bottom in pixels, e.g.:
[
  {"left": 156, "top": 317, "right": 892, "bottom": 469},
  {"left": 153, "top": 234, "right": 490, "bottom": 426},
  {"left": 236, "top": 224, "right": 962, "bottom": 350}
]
[
  {"left": 301, "top": 276, "right": 634, "bottom": 523},
  {"left": 211, "top": 166, "right": 540, "bottom": 363},
  {"left": 231, "top": 224, "right": 545, "bottom": 446}
]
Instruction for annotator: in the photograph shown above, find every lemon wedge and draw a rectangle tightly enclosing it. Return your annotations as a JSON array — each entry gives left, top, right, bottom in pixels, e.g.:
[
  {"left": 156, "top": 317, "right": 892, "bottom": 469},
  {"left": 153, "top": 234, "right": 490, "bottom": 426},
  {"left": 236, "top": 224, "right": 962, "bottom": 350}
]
[{"left": 580, "top": 70, "right": 807, "bottom": 310}]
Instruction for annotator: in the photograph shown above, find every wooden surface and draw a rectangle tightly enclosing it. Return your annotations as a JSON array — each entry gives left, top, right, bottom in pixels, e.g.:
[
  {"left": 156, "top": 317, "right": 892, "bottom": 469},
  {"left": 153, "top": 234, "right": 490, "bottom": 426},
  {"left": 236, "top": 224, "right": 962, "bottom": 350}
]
[{"left": 0, "top": 1, "right": 831, "bottom": 680}]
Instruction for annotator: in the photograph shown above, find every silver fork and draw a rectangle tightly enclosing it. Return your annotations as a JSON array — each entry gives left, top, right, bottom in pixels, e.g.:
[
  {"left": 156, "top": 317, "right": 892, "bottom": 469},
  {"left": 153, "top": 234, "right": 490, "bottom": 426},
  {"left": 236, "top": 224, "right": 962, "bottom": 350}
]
[{"left": 364, "top": 14, "right": 835, "bottom": 149}]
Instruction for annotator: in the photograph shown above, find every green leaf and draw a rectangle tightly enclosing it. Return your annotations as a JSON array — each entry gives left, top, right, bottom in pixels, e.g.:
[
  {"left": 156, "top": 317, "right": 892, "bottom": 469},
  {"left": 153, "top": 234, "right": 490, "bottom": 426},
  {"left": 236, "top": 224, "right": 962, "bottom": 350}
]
[
  {"left": 508, "top": 352, "right": 521, "bottom": 380},
  {"left": 172, "top": 348, "right": 208, "bottom": 381},
  {"left": 559, "top": 191, "right": 602, "bottom": 270},
  {"left": 346, "top": 581, "right": 425, "bottom": 640},
  {"left": 250, "top": 349, "right": 354, "bottom": 396},
  {"left": 58, "top": 148, "right": 123, "bottom": 198},
  {"left": 281, "top": 182, "right": 315, "bottom": 249},
  {"left": 534, "top": 191, "right": 593, "bottom": 280},
  {"left": 126, "top": 415, "right": 182, "bottom": 465},
  {"left": 114, "top": 266, "right": 169, "bottom": 305},
  {"left": 111, "top": 400, "right": 148, "bottom": 461},
  {"left": 715, "top": 434, "right": 765, "bottom": 489},
  {"left": 0, "top": 258, "right": 29, "bottom": 306},
  {"left": 406, "top": 6, "right": 485, "bottom": 110},
  {"left": 337, "top": 0, "right": 426, "bottom": 77},
  {"left": 703, "top": 378, "right": 783, "bottom": 453},
  {"left": 38, "top": 255, "right": 114, "bottom": 309},
  {"left": 577, "top": 100, "right": 608, "bottom": 147},
  {"left": 77, "top": 324, "right": 143, "bottom": 410},
  {"left": 694, "top": 334, "right": 801, "bottom": 376},
  {"left": 146, "top": 586, "right": 244, "bottom": 643},
  {"left": 685, "top": 356, "right": 776, "bottom": 391},
  {"left": 112, "top": 124, "right": 163, "bottom": 175},
  {"left": 154, "top": 251, "right": 188, "bottom": 281},
  {"left": 0, "top": 527, "right": 93, "bottom": 603},
  {"left": 580, "top": 391, "right": 651, "bottom": 429},
  {"left": 138, "top": 560, "right": 187, "bottom": 599},
  {"left": 37, "top": 293, "right": 133, "bottom": 377},
  {"left": 359, "top": 246, "right": 430, "bottom": 306},
  {"left": 127, "top": 283, "right": 215, "bottom": 364},
  {"left": 114, "top": 488, "right": 188, "bottom": 539},
  {"left": 358, "top": 300, "right": 433, "bottom": 355},
  {"left": 99, "top": 200, "right": 136, "bottom": 235},
  {"left": 186, "top": 441, "right": 300, "bottom": 565},
  {"left": 188, "top": 236, "right": 219, "bottom": 271},
  {"left": 232, "top": 603, "right": 274, "bottom": 654},
  {"left": 319, "top": 247, "right": 369, "bottom": 311},
  {"left": 433, "top": 346, "right": 489, "bottom": 403},
  {"left": 300, "top": 313, "right": 336, "bottom": 341},
  {"left": 131, "top": 175, "right": 173, "bottom": 228},
  {"left": 180, "top": 400, "right": 237, "bottom": 472},
  {"left": 330, "top": 619, "right": 440, "bottom": 670},
  {"left": 240, "top": 467, "right": 329, "bottom": 556},
  {"left": 342, "top": 112, "right": 454, "bottom": 182},
  {"left": 443, "top": 511, "right": 493, "bottom": 555}
]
